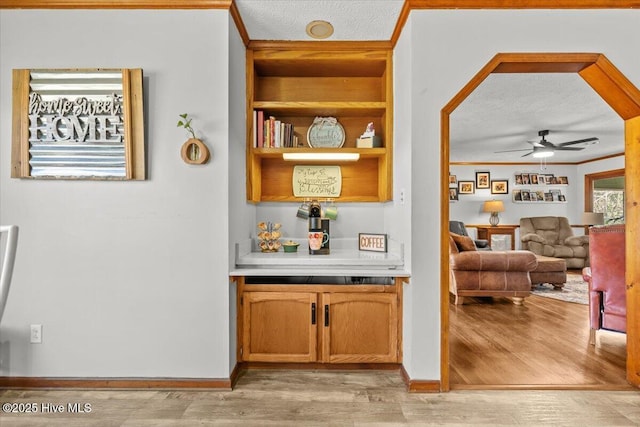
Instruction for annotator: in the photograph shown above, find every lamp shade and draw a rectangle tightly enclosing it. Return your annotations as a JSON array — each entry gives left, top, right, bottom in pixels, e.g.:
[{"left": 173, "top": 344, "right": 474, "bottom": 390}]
[
  {"left": 582, "top": 212, "right": 605, "bottom": 226},
  {"left": 483, "top": 200, "right": 505, "bottom": 213}
]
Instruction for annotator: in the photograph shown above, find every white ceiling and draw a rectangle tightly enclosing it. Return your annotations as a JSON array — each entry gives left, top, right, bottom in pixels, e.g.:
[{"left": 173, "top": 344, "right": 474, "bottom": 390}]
[
  {"left": 235, "top": 0, "right": 405, "bottom": 41},
  {"left": 450, "top": 73, "right": 624, "bottom": 163},
  {"left": 235, "top": 1, "right": 625, "bottom": 163}
]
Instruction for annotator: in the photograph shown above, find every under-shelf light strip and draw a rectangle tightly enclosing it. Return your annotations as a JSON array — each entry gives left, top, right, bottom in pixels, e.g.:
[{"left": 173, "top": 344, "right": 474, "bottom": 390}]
[{"left": 282, "top": 152, "right": 360, "bottom": 161}]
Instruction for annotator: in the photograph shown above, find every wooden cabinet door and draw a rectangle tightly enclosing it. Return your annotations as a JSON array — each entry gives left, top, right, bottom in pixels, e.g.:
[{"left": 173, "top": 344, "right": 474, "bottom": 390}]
[
  {"left": 321, "top": 293, "right": 398, "bottom": 363},
  {"left": 243, "top": 292, "right": 318, "bottom": 362}
]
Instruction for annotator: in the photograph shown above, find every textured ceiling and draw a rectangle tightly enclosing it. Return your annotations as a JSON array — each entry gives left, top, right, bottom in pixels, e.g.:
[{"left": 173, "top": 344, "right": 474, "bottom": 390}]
[
  {"left": 235, "top": 1, "right": 625, "bottom": 163},
  {"left": 450, "top": 73, "right": 624, "bottom": 163},
  {"left": 235, "top": 0, "right": 404, "bottom": 41}
]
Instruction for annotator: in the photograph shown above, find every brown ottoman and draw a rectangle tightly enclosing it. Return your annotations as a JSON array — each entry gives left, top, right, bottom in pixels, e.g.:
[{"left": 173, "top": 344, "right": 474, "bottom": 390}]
[{"left": 530, "top": 255, "right": 567, "bottom": 289}]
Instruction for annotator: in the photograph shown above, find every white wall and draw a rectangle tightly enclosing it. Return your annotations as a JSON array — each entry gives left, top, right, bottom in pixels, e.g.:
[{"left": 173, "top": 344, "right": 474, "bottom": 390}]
[
  {"left": 406, "top": 9, "right": 640, "bottom": 380},
  {"left": 0, "top": 10, "right": 232, "bottom": 378},
  {"left": 227, "top": 14, "right": 249, "bottom": 373},
  {"left": 392, "top": 17, "right": 414, "bottom": 371}
]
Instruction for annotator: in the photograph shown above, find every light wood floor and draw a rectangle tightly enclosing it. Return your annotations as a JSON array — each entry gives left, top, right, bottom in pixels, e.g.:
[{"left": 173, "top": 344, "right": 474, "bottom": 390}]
[
  {"left": 450, "top": 292, "right": 630, "bottom": 388},
  {"left": 0, "top": 370, "right": 639, "bottom": 426}
]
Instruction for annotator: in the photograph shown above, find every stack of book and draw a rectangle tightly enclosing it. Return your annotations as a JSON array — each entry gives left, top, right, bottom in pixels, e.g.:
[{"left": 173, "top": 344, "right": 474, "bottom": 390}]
[{"left": 253, "top": 110, "right": 297, "bottom": 148}]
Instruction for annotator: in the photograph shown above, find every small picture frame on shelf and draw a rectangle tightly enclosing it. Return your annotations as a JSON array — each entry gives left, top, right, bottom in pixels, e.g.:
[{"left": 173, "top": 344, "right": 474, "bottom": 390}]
[
  {"left": 476, "top": 172, "right": 490, "bottom": 189},
  {"left": 449, "top": 188, "right": 459, "bottom": 201},
  {"left": 538, "top": 174, "right": 546, "bottom": 185},
  {"left": 513, "top": 189, "right": 522, "bottom": 201},
  {"left": 449, "top": 175, "right": 457, "bottom": 185},
  {"left": 515, "top": 174, "right": 523, "bottom": 185},
  {"left": 550, "top": 189, "right": 561, "bottom": 201},
  {"left": 544, "top": 174, "right": 554, "bottom": 185},
  {"left": 530, "top": 174, "right": 539, "bottom": 185},
  {"left": 490, "top": 180, "right": 508, "bottom": 194},
  {"left": 522, "top": 174, "right": 530, "bottom": 185},
  {"left": 521, "top": 190, "right": 531, "bottom": 201},
  {"left": 458, "top": 181, "right": 475, "bottom": 194},
  {"left": 557, "top": 176, "right": 569, "bottom": 185},
  {"left": 544, "top": 192, "right": 553, "bottom": 202},
  {"left": 535, "top": 190, "right": 545, "bottom": 201},
  {"left": 559, "top": 194, "right": 566, "bottom": 202}
]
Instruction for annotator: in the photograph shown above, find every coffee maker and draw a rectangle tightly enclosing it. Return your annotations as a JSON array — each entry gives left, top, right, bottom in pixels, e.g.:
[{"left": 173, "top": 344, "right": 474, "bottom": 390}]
[{"left": 308, "top": 200, "right": 330, "bottom": 255}]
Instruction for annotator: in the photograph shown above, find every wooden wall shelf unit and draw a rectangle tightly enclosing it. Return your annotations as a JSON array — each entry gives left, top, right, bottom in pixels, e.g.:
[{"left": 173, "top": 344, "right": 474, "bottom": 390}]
[
  {"left": 236, "top": 278, "right": 402, "bottom": 364},
  {"left": 246, "top": 45, "right": 393, "bottom": 202}
]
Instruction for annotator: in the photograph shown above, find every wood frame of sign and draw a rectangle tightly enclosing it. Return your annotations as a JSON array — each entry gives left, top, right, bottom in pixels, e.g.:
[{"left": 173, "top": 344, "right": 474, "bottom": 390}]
[{"left": 358, "top": 233, "right": 388, "bottom": 252}]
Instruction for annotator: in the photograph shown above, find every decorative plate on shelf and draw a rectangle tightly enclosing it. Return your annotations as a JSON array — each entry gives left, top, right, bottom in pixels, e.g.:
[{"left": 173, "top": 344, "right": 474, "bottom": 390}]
[{"left": 307, "top": 116, "right": 345, "bottom": 148}]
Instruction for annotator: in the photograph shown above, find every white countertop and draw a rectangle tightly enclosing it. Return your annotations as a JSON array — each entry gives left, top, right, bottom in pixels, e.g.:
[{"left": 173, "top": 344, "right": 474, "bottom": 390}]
[{"left": 230, "top": 238, "right": 409, "bottom": 277}]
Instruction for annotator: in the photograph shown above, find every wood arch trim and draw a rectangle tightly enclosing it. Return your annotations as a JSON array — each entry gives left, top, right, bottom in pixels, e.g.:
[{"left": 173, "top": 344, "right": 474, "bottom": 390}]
[{"left": 441, "top": 52, "right": 640, "bottom": 391}]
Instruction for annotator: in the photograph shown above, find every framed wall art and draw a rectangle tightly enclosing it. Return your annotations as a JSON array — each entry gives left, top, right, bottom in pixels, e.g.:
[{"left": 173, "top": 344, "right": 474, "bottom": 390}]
[
  {"left": 490, "top": 180, "right": 508, "bottom": 194},
  {"left": 11, "top": 68, "right": 145, "bottom": 180},
  {"left": 476, "top": 171, "right": 490, "bottom": 189},
  {"left": 458, "top": 181, "right": 475, "bottom": 194}
]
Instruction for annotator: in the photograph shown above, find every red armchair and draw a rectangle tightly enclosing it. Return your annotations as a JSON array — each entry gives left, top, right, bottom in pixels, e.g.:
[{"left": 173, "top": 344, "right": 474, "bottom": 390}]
[{"left": 582, "top": 224, "right": 626, "bottom": 345}]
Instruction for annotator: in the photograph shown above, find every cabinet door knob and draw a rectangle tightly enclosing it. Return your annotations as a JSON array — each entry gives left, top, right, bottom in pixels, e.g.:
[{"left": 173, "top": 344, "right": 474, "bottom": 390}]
[
  {"left": 324, "top": 304, "right": 330, "bottom": 327},
  {"left": 311, "top": 303, "right": 316, "bottom": 325}
]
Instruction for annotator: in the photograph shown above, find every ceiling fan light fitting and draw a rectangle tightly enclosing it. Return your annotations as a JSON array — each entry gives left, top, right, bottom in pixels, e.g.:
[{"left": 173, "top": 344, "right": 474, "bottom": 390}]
[{"left": 532, "top": 149, "right": 554, "bottom": 158}]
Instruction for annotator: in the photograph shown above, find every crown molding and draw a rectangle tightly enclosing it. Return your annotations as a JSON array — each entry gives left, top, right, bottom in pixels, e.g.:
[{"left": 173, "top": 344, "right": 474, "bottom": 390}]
[
  {"left": 0, "top": 0, "right": 231, "bottom": 8},
  {"left": 408, "top": 0, "right": 640, "bottom": 8}
]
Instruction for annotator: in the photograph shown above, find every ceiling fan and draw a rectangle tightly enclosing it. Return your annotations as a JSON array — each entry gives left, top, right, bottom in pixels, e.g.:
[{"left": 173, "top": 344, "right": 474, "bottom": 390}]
[{"left": 495, "top": 130, "right": 599, "bottom": 158}]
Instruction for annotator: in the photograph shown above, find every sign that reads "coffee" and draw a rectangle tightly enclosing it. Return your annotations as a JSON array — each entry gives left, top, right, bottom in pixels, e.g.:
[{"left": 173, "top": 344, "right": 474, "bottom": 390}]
[{"left": 359, "top": 233, "right": 388, "bottom": 253}]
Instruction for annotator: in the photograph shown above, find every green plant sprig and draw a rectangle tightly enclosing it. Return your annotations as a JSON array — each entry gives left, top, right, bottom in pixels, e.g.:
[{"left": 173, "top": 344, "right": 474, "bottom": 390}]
[{"left": 177, "top": 113, "right": 197, "bottom": 139}]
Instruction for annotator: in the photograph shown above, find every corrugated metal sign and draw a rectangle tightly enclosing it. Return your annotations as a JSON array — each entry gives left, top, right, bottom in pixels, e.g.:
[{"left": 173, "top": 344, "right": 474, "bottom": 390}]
[{"left": 27, "top": 70, "right": 126, "bottom": 178}]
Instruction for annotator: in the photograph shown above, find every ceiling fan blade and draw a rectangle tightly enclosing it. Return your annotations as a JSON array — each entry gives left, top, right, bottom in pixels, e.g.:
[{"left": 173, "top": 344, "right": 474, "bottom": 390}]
[
  {"left": 520, "top": 151, "right": 533, "bottom": 157},
  {"left": 539, "top": 139, "right": 554, "bottom": 148},
  {"left": 556, "top": 137, "right": 599, "bottom": 147},
  {"left": 555, "top": 146, "right": 584, "bottom": 151},
  {"left": 494, "top": 148, "right": 534, "bottom": 153}
]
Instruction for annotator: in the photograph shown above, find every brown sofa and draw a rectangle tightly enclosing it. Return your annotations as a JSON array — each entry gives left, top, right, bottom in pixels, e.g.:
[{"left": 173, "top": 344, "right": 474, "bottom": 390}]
[
  {"left": 582, "top": 224, "right": 626, "bottom": 345},
  {"left": 449, "top": 233, "right": 538, "bottom": 305},
  {"left": 520, "top": 216, "right": 589, "bottom": 269}
]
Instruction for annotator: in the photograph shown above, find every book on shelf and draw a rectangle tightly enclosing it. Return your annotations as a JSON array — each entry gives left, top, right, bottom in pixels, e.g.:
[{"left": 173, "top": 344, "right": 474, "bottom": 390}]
[
  {"left": 255, "top": 111, "right": 295, "bottom": 148},
  {"left": 256, "top": 110, "right": 264, "bottom": 148}
]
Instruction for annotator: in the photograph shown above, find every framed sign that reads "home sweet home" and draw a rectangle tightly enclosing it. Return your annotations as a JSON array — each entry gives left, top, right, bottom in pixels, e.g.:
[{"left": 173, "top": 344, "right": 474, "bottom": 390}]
[{"left": 11, "top": 68, "right": 145, "bottom": 180}]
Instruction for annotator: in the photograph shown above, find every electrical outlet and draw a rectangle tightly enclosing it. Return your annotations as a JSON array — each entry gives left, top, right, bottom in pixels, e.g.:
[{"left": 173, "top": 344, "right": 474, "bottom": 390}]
[{"left": 30, "top": 324, "right": 42, "bottom": 344}]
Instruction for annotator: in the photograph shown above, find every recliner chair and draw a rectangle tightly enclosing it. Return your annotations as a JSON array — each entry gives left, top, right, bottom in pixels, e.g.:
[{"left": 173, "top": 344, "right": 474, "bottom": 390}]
[
  {"left": 582, "top": 224, "right": 626, "bottom": 345},
  {"left": 519, "top": 216, "right": 589, "bottom": 269},
  {"left": 449, "top": 221, "right": 490, "bottom": 250}
]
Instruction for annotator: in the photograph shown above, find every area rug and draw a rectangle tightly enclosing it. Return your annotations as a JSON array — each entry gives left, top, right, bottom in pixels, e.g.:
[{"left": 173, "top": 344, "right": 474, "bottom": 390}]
[{"left": 531, "top": 273, "right": 588, "bottom": 305}]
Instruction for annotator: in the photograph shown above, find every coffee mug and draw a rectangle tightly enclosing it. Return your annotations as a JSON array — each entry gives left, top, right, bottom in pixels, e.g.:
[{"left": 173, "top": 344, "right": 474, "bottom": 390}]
[
  {"left": 308, "top": 231, "right": 329, "bottom": 250},
  {"left": 324, "top": 205, "right": 338, "bottom": 220},
  {"left": 296, "top": 202, "right": 310, "bottom": 219}
]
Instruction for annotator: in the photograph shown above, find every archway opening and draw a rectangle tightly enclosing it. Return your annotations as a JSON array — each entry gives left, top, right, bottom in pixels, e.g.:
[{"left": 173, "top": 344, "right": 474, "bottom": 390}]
[{"left": 440, "top": 53, "right": 640, "bottom": 391}]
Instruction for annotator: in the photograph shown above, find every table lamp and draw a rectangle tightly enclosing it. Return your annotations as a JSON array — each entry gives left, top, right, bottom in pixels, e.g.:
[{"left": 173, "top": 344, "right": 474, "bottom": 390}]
[
  {"left": 483, "top": 200, "right": 505, "bottom": 226},
  {"left": 582, "top": 212, "right": 605, "bottom": 226}
]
